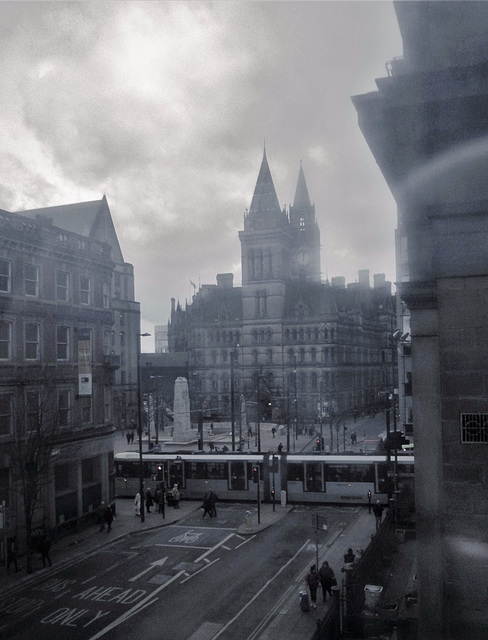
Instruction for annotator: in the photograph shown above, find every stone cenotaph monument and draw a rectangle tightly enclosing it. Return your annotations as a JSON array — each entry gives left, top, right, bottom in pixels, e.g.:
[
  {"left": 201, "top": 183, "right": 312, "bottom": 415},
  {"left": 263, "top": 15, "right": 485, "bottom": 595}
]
[{"left": 172, "top": 377, "right": 194, "bottom": 442}]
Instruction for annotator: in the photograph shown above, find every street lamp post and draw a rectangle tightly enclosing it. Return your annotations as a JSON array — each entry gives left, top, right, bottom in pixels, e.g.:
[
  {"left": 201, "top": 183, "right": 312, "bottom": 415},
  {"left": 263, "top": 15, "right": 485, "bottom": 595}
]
[
  {"left": 230, "top": 350, "right": 236, "bottom": 451},
  {"left": 137, "top": 331, "right": 151, "bottom": 523}
]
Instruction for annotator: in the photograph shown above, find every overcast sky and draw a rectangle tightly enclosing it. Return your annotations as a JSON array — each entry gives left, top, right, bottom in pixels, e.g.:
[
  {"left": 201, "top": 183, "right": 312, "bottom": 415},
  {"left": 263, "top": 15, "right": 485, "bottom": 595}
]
[{"left": 0, "top": 1, "right": 403, "bottom": 344}]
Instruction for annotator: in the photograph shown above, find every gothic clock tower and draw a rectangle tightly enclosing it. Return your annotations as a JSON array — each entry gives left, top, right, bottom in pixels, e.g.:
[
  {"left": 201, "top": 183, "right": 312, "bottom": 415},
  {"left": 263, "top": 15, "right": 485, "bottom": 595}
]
[{"left": 289, "top": 161, "right": 321, "bottom": 282}]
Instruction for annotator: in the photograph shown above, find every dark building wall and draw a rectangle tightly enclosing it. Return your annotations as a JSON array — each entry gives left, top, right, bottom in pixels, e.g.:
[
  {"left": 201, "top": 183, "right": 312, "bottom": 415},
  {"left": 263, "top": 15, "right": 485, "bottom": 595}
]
[{"left": 353, "top": 3, "right": 488, "bottom": 638}]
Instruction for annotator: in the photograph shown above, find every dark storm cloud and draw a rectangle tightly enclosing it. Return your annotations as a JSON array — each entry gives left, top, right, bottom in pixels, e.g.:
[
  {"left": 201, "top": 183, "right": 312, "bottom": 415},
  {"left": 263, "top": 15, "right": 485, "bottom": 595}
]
[{"left": 0, "top": 1, "right": 402, "bottom": 335}]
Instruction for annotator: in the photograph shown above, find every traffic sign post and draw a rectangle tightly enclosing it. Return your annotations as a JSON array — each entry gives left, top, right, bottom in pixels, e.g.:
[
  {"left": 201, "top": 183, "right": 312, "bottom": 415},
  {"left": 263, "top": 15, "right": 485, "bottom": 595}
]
[{"left": 312, "top": 513, "right": 328, "bottom": 570}]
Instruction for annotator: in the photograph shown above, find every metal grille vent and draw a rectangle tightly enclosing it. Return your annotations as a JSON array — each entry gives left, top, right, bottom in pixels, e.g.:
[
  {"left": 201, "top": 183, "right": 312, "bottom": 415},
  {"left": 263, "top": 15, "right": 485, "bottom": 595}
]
[{"left": 460, "top": 413, "right": 488, "bottom": 444}]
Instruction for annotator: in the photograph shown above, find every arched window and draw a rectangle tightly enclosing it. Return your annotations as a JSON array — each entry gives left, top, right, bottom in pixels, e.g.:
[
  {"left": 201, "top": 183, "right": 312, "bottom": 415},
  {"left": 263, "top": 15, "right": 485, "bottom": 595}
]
[
  {"left": 299, "top": 348, "right": 305, "bottom": 364},
  {"left": 255, "top": 290, "right": 268, "bottom": 318},
  {"left": 266, "top": 349, "right": 273, "bottom": 365},
  {"left": 310, "top": 348, "right": 317, "bottom": 364},
  {"left": 252, "top": 350, "right": 259, "bottom": 366},
  {"left": 288, "top": 349, "right": 295, "bottom": 364},
  {"left": 311, "top": 372, "right": 318, "bottom": 392}
]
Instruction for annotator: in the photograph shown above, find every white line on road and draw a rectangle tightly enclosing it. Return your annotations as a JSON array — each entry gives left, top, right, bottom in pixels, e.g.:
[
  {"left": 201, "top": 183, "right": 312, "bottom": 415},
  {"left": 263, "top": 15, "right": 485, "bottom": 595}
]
[
  {"left": 180, "top": 557, "right": 221, "bottom": 584},
  {"left": 88, "top": 570, "right": 186, "bottom": 640},
  {"left": 81, "top": 553, "right": 139, "bottom": 584},
  {"left": 211, "top": 539, "right": 311, "bottom": 639},
  {"left": 235, "top": 535, "right": 255, "bottom": 549},
  {"left": 154, "top": 543, "right": 211, "bottom": 550},
  {"left": 193, "top": 533, "right": 236, "bottom": 563},
  {"left": 169, "top": 525, "right": 237, "bottom": 531},
  {"left": 128, "top": 557, "right": 168, "bottom": 582}
]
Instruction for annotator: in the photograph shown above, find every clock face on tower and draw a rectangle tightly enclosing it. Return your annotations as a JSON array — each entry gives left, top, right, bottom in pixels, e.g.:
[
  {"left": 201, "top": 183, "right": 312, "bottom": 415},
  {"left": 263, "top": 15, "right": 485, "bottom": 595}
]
[{"left": 296, "top": 249, "right": 310, "bottom": 266}]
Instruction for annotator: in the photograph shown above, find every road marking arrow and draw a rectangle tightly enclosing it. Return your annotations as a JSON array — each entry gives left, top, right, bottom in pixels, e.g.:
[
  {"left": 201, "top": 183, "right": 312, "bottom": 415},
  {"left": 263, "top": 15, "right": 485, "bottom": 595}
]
[{"left": 128, "top": 557, "right": 168, "bottom": 582}]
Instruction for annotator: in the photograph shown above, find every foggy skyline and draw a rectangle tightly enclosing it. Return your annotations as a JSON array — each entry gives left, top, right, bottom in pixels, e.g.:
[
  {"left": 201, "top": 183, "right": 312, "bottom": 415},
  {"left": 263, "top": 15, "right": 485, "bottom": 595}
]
[{"left": 0, "top": 1, "right": 403, "bottom": 344}]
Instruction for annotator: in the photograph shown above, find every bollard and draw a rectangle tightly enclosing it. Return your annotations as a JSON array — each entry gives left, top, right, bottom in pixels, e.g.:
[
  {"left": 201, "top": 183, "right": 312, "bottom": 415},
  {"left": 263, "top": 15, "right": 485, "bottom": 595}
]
[
  {"left": 245, "top": 510, "right": 252, "bottom": 531},
  {"left": 280, "top": 489, "right": 287, "bottom": 507}
]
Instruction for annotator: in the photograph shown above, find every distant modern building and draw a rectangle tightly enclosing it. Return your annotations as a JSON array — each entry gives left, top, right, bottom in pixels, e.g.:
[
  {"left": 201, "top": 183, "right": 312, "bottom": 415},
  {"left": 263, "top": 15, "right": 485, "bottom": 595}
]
[
  {"left": 353, "top": 2, "right": 488, "bottom": 638},
  {"left": 168, "top": 149, "right": 396, "bottom": 433},
  {"left": 0, "top": 197, "right": 139, "bottom": 550}
]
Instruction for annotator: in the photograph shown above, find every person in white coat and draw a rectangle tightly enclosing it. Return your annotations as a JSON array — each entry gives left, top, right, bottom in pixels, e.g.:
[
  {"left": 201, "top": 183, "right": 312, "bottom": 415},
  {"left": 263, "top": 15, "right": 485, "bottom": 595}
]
[{"left": 134, "top": 492, "right": 141, "bottom": 517}]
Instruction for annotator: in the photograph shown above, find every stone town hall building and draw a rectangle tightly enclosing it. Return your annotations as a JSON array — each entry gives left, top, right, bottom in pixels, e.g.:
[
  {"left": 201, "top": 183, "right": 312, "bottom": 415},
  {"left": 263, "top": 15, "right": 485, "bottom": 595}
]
[{"left": 168, "top": 149, "right": 396, "bottom": 428}]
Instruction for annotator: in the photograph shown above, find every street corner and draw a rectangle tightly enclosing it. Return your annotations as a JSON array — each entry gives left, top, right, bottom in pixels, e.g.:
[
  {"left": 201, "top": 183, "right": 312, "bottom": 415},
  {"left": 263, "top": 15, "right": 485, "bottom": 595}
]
[{"left": 237, "top": 504, "right": 292, "bottom": 535}]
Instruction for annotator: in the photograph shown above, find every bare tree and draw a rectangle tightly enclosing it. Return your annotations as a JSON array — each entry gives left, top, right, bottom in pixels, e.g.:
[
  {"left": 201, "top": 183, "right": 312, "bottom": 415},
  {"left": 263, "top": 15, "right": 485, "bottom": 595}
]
[{"left": 6, "top": 379, "right": 62, "bottom": 573}]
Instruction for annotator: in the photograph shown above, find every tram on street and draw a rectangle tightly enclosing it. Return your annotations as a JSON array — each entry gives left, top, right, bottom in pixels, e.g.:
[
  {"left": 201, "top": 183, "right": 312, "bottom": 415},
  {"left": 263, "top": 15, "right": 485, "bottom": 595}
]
[{"left": 114, "top": 451, "right": 415, "bottom": 506}]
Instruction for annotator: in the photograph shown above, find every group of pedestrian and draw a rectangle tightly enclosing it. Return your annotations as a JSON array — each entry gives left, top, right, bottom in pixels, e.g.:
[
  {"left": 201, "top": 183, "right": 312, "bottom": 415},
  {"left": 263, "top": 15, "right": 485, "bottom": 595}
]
[
  {"left": 135, "top": 484, "right": 181, "bottom": 514},
  {"left": 201, "top": 490, "right": 218, "bottom": 518},
  {"left": 305, "top": 560, "right": 337, "bottom": 608},
  {"left": 125, "top": 431, "right": 135, "bottom": 444},
  {"left": 98, "top": 501, "right": 114, "bottom": 533},
  {"left": 7, "top": 533, "right": 53, "bottom": 575}
]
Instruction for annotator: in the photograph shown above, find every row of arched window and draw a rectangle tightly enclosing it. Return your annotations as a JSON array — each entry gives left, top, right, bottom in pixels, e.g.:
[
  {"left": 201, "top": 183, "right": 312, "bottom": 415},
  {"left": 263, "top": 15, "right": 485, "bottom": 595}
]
[
  {"left": 284, "top": 326, "right": 336, "bottom": 343},
  {"left": 194, "top": 330, "right": 241, "bottom": 348}
]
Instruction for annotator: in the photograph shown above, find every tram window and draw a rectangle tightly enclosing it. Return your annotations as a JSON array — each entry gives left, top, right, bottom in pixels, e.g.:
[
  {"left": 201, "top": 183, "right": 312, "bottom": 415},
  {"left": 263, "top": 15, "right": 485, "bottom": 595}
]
[
  {"left": 304, "top": 462, "right": 324, "bottom": 492},
  {"left": 375, "top": 463, "right": 388, "bottom": 494},
  {"left": 186, "top": 462, "right": 227, "bottom": 480},
  {"left": 230, "top": 461, "right": 246, "bottom": 490},
  {"left": 288, "top": 462, "right": 304, "bottom": 482},
  {"left": 169, "top": 462, "right": 185, "bottom": 488},
  {"left": 116, "top": 462, "right": 145, "bottom": 478},
  {"left": 324, "top": 464, "right": 375, "bottom": 483},
  {"left": 399, "top": 463, "right": 414, "bottom": 476}
]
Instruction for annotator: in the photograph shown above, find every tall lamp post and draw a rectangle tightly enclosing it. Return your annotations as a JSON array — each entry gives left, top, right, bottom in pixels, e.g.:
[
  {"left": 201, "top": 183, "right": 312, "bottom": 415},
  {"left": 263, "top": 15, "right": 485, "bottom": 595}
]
[
  {"left": 137, "top": 331, "right": 151, "bottom": 523},
  {"left": 230, "top": 349, "right": 237, "bottom": 451}
]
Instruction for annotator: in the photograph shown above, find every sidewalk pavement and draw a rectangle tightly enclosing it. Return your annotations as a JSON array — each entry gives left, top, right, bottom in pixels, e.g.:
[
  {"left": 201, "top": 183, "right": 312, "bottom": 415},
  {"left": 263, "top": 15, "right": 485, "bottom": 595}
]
[
  {"left": 115, "top": 409, "right": 388, "bottom": 456},
  {"left": 0, "top": 494, "right": 377, "bottom": 640}
]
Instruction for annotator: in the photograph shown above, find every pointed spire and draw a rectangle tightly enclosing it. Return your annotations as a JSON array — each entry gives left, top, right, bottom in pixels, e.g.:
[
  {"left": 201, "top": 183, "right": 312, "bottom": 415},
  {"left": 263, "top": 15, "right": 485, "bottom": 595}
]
[
  {"left": 249, "top": 146, "right": 281, "bottom": 215},
  {"left": 293, "top": 160, "right": 312, "bottom": 209}
]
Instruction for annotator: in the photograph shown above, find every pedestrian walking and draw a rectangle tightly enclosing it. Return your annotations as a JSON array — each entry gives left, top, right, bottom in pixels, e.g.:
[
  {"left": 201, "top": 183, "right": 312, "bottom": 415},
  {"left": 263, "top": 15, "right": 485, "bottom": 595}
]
[
  {"left": 318, "top": 561, "right": 336, "bottom": 601},
  {"left": 146, "top": 489, "right": 154, "bottom": 513},
  {"left": 134, "top": 492, "right": 141, "bottom": 517},
  {"left": 277, "top": 442, "right": 283, "bottom": 453},
  {"left": 201, "top": 493, "right": 213, "bottom": 518},
  {"left": 126, "top": 431, "right": 131, "bottom": 445},
  {"left": 98, "top": 501, "right": 107, "bottom": 531},
  {"left": 6, "top": 536, "right": 19, "bottom": 574},
  {"left": 37, "top": 535, "right": 52, "bottom": 567},
  {"left": 344, "top": 548, "right": 356, "bottom": 564},
  {"left": 208, "top": 490, "right": 218, "bottom": 517},
  {"left": 171, "top": 484, "right": 180, "bottom": 508},
  {"left": 158, "top": 485, "right": 166, "bottom": 515},
  {"left": 306, "top": 565, "right": 320, "bottom": 609},
  {"left": 271, "top": 426, "right": 276, "bottom": 438},
  {"left": 104, "top": 504, "right": 114, "bottom": 533},
  {"left": 373, "top": 500, "right": 384, "bottom": 530}
]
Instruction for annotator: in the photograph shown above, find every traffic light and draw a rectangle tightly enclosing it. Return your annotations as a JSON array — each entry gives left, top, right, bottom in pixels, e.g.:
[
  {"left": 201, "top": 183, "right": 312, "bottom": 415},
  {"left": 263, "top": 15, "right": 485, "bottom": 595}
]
[
  {"left": 252, "top": 465, "right": 260, "bottom": 483},
  {"left": 367, "top": 490, "right": 372, "bottom": 500},
  {"left": 157, "top": 465, "right": 164, "bottom": 481},
  {"left": 316, "top": 438, "right": 322, "bottom": 451}
]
